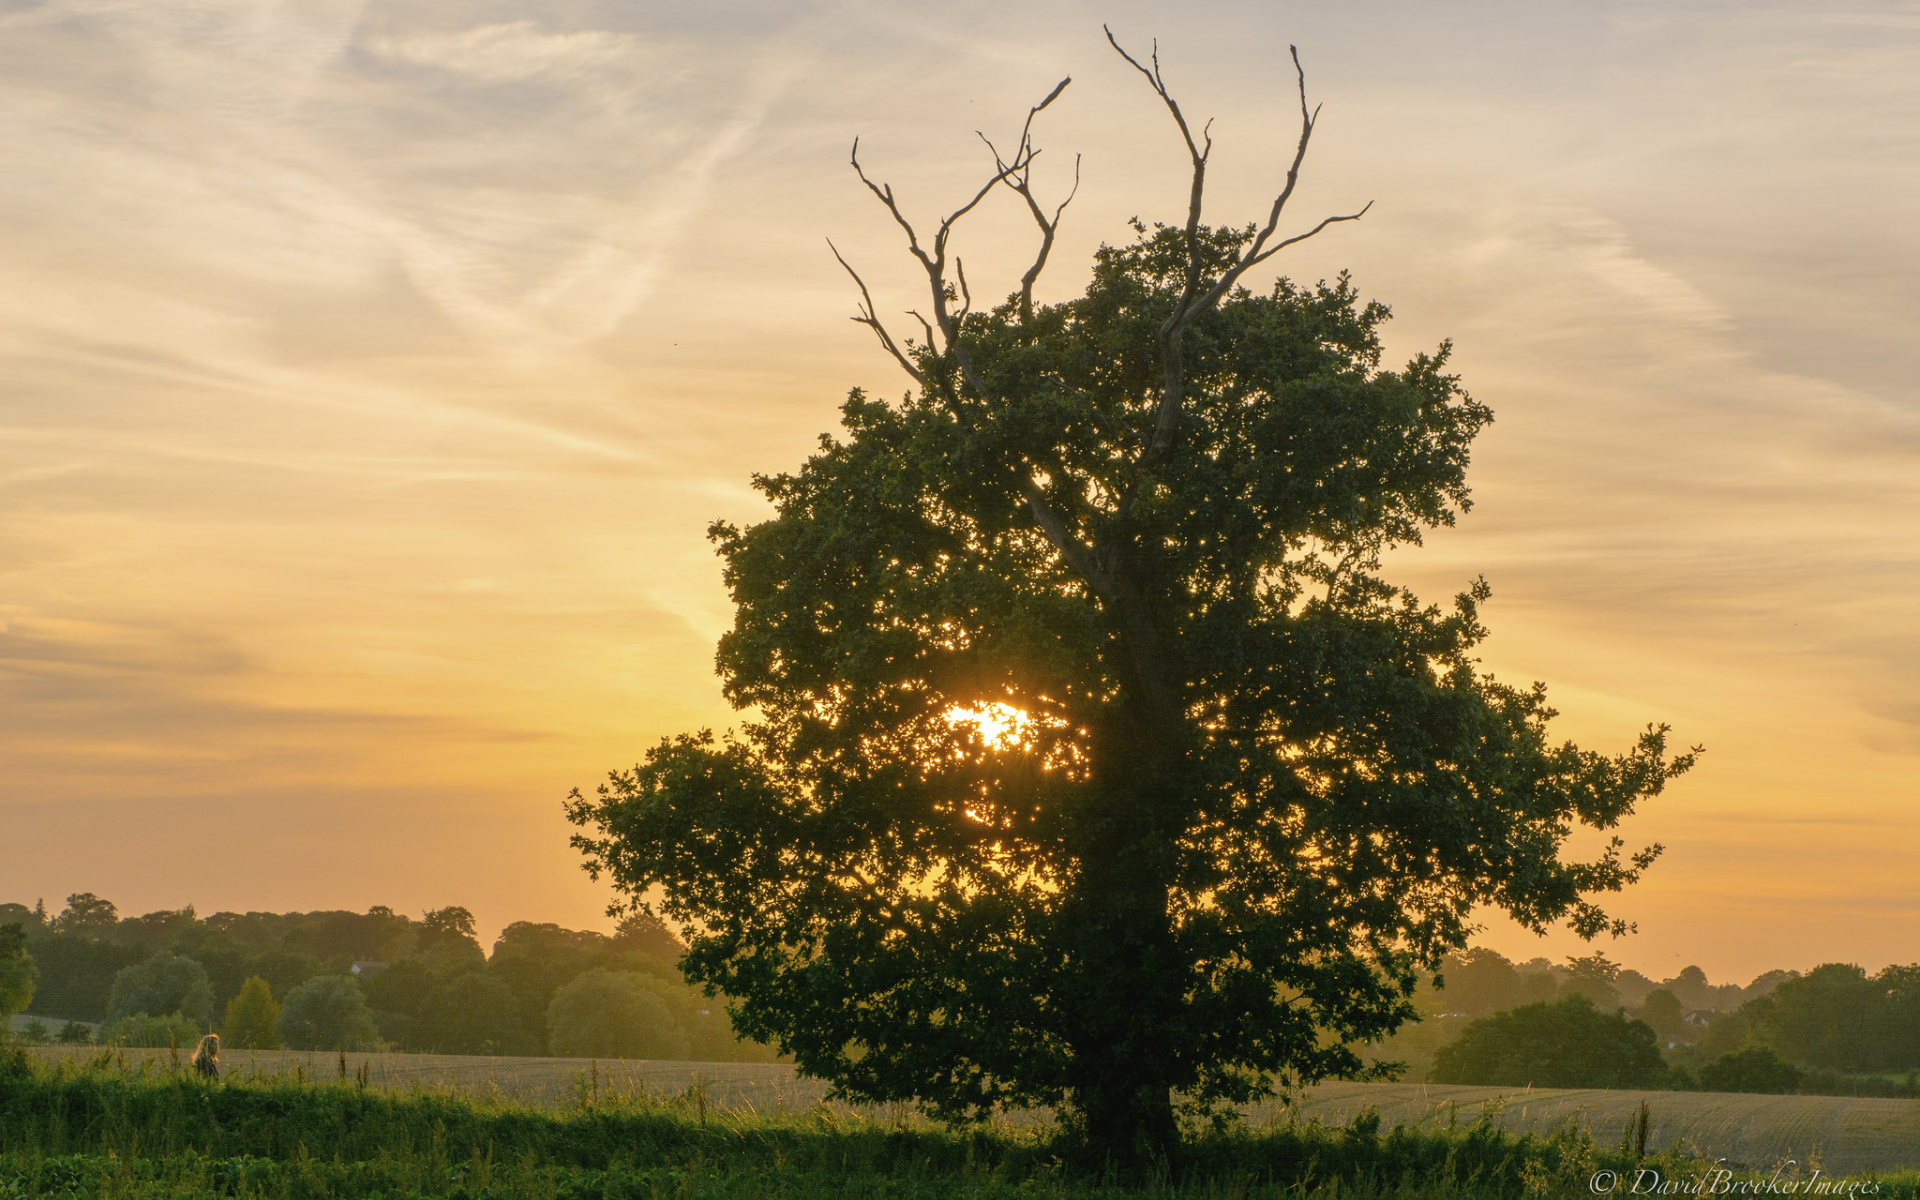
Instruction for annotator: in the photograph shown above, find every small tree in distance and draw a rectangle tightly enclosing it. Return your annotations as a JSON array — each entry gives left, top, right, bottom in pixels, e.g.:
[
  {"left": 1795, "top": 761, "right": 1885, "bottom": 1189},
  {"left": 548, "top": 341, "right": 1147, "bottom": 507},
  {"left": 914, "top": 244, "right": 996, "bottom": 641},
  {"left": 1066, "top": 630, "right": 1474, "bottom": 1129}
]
[
  {"left": 276, "top": 976, "right": 377, "bottom": 1051},
  {"left": 545, "top": 968, "right": 690, "bottom": 1060},
  {"left": 568, "top": 28, "right": 1694, "bottom": 1157},
  {"left": 222, "top": 976, "right": 281, "bottom": 1050},
  {"left": 0, "top": 924, "right": 37, "bottom": 1024}
]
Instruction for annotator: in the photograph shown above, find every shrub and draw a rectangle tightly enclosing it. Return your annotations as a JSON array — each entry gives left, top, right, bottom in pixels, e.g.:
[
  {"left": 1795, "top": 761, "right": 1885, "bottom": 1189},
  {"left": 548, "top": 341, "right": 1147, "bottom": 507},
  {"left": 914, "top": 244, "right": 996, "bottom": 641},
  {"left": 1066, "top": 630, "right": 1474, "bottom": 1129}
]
[
  {"left": 1429, "top": 995, "right": 1668, "bottom": 1088},
  {"left": 546, "top": 968, "right": 690, "bottom": 1059},
  {"left": 104, "top": 1011, "right": 202, "bottom": 1048},
  {"left": 275, "top": 976, "right": 377, "bottom": 1051},
  {"left": 56, "top": 1020, "right": 93, "bottom": 1046},
  {"left": 1699, "top": 1046, "right": 1803, "bottom": 1094}
]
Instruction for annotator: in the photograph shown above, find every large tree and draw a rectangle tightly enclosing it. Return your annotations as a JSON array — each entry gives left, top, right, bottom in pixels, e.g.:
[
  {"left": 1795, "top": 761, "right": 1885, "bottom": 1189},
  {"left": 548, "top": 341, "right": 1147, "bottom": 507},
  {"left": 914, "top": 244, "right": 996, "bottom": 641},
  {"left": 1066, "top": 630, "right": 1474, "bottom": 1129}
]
[{"left": 567, "top": 32, "right": 1692, "bottom": 1156}]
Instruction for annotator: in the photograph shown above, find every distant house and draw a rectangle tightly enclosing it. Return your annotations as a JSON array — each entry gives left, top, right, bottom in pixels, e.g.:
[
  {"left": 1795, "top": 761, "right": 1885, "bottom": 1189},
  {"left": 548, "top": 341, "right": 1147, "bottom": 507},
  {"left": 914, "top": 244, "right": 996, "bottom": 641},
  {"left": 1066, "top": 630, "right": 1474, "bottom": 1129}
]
[{"left": 350, "top": 961, "right": 388, "bottom": 977}]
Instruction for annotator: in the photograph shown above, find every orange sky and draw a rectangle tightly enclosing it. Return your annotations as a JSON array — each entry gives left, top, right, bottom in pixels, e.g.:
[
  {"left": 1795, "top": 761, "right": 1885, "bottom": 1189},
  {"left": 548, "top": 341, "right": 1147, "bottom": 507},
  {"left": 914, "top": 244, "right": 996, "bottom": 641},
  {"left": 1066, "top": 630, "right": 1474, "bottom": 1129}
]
[{"left": 2, "top": 1, "right": 1916, "bottom": 986}]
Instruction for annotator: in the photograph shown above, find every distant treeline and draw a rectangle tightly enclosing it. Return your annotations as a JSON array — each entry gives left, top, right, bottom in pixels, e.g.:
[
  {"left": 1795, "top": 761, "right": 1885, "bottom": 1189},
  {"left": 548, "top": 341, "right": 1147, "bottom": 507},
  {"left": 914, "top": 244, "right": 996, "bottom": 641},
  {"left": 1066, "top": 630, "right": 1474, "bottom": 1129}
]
[
  {"left": 1385, "top": 947, "right": 1920, "bottom": 1097},
  {"left": 0, "top": 894, "right": 777, "bottom": 1062}
]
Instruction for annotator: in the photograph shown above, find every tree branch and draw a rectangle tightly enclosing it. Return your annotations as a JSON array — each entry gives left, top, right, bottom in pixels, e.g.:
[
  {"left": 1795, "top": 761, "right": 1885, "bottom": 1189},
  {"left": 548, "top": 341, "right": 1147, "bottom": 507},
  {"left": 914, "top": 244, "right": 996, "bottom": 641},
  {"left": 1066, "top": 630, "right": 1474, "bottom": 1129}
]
[
  {"left": 827, "top": 238, "right": 924, "bottom": 389},
  {"left": 1107, "top": 35, "right": 1370, "bottom": 517}
]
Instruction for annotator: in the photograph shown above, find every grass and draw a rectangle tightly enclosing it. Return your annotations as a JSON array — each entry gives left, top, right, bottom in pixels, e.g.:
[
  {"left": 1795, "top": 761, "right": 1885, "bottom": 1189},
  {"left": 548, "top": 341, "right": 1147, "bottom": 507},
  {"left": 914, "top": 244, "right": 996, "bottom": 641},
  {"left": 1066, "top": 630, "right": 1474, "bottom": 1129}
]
[{"left": 3, "top": 1048, "right": 1919, "bottom": 1199}]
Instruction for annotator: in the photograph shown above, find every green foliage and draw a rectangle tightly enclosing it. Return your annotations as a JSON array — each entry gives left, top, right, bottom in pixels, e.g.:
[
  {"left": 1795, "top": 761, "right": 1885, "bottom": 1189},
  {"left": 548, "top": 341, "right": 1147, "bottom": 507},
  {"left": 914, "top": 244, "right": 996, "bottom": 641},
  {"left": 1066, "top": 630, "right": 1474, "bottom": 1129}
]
[
  {"left": 275, "top": 975, "right": 378, "bottom": 1051},
  {"left": 48, "top": 893, "right": 119, "bottom": 938},
  {"left": 0, "top": 926, "right": 35, "bottom": 1021},
  {"left": 55, "top": 1020, "right": 92, "bottom": 1046},
  {"left": 20, "top": 932, "right": 150, "bottom": 1022},
  {"left": 569, "top": 200, "right": 1692, "bottom": 1150},
  {"left": 546, "top": 968, "right": 690, "bottom": 1059},
  {"left": 1698, "top": 1046, "right": 1803, "bottom": 1095},
  {"left": 1637, "top": 989, "right": 1686, "bottom": 1045},
  {"left": 0, "top": 1056, "right": 1733, "bottom": 1198},
  {"left": 1558, "top": 954, "right": 1623, "bottom": 1010},
  {"left": 1428, "top": 948, "right": 1555, "bottom": 1018},
  {"left": 104, "top": 1011, "right": 202, "bottom": 1048},
  {"left": 105, "top": 951, "right": 213, "bottom": 1026},
  {"left": 1430, "top": 996, "right": 1668, "bottom": 1088},
  {"left": 420, "top": 971, "right": 525, "bottom": 1054},
  {"left": 220, "top": 976, "right": 280, "bottom": 1050},
  {"left": 1742, "top": 962, "right": 1920, "bottom": 1073}
]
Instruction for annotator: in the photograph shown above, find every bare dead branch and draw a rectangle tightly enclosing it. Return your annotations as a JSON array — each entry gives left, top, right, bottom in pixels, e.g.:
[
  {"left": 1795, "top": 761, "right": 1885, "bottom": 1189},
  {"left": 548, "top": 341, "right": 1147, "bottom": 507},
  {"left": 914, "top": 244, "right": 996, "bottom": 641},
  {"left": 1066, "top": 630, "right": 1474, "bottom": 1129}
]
[
  {"left": 1106, "top": 35, "right": 1370, "bottom": 512},
  {"left": 838, "top": 78, "right": 1123, "bottom": 614},
  {"left": 1105, "top": 26, "right": 1211, "bottom": 318},
  {"left": 827, "top": 237, "right": 923, "bottom": 388}
]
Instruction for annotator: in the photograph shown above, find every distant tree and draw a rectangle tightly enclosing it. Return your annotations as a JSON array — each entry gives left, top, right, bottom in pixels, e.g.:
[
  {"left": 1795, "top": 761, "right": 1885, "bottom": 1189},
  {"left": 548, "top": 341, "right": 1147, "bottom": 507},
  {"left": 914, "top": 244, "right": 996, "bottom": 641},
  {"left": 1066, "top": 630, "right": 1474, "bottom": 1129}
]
[
  {"left": 20, "top": 934, "right": 144, "bottom": 1022},
  {"left": 221, "top": 977, "right": 281, "bottom": 1049},
  {"left": 106, "top": 1012, "right": 201, "bottom": 1048},
  {"left": 362, "top": 958, "right": 439, "bottom": 1047},
  {"left": 418, "top": 907, "right": 484, "bottom": 966},
  {"left": 56, "top": 1019, "right": 92, "bottom": 1046},
  {"left": 1747, "top": 963, "right": 1878, "bottom": 1072},
  {"left": 106, "top": 951, "right": 213, "bottom": 1026},
  {"left": 17, "top": 1018, "right": 51, "bottom": 1046},
  {"left": 419, "top": 972, "right": 524, "bottom": 1055},
  {"left": 1431, "top": 949, "right": 1522, "bottom": 1017},
  {"left": 546, "top": 969, "right": 690, "bottom": 1060},
  {"left": 50, "top": 893, "right": 119, "bottom": 939},
  {"left": 613, "top": 912, "right": 686, "bottom": 963},
  {"left": 276, "top": 976, "right": 378, "bottom": 1051},
  {"left": 1740, "top": 969, "right": 1796, "bottom": 1005},
  {"left": 1699, "top": 1046, "right": 1802, "bottom": 1095},
  {"left": 1636, "top": 988, "right": 1686, "bottom": 1045},
  {"left": 1429, "top": 996, "right": 1667, "bottom": 1089},
  {"left": 1559, "top": 954, "right": 1623, "bottom": 1010},
  {"left": 115, "top": 907, "right": 197, "bottom": 950},
  {"left": 0, "top": 924, "right": 38, "bottom": 1022},
  {"left": 1683, "top": 1010, "right": 1750, "bottom": 1064},
  {"left": 1873, "top": 964, "right": 1920, "bottom": 1070}
]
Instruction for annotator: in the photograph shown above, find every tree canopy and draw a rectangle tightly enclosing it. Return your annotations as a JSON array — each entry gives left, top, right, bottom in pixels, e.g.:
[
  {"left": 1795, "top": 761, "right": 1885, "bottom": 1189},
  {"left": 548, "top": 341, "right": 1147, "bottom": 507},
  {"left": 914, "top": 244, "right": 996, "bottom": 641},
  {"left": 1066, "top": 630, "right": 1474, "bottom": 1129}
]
[
  {"left": 567, "top": 32, "right": 1691, "bottom": 1156},
  {"left": 1429, "top": 996, "right": 1668, "bottom": 1089}
]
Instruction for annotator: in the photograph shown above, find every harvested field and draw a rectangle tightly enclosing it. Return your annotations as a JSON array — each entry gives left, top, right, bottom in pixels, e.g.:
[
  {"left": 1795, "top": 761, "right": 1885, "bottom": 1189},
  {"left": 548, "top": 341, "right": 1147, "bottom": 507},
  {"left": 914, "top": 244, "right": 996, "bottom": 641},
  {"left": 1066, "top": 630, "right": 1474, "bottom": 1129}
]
[
  {"left": 28, "top": 1048, "right": 1920, "bottom": 1174},
  {"left": 1279, "top": 1082, "right": 1920, "bottom": 1175}
]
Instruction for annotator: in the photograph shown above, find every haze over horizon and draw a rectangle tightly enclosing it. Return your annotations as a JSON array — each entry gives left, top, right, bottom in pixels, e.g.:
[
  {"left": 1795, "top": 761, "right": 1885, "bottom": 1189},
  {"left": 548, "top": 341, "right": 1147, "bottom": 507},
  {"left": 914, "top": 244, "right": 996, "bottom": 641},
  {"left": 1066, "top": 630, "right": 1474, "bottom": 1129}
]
[{"left": 3, "top": 0, "right": 1916, "bottom": 984}]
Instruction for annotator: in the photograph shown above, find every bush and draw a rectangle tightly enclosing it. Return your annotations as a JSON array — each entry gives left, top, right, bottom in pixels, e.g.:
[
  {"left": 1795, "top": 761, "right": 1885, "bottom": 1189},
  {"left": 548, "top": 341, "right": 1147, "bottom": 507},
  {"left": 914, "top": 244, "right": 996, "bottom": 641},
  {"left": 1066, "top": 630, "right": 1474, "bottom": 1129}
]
[
  {"left": 276, "top": 976, "right": 377, "bottom": 1051},
  {"left": 1430, "top": 995, "right": 1668, "bottom": 1088},
  {"left": 104, "top": 1011, "right": 202, "bottom": 1048},
  {"left": 546, "top": 968, "right": 690, "bottom": 1059},
  {"left": 56, "top": 1020, "right": 93, "bottom": 1046},
  {"left": 106, "top": 951, "right": 213, "bottom": 1026},
  {"left": 221, "top": 976, "right": 280, "bottom": 1049},
  {"left": 1699, "top": 1046, "right": 1803, "bottom": 1094}
]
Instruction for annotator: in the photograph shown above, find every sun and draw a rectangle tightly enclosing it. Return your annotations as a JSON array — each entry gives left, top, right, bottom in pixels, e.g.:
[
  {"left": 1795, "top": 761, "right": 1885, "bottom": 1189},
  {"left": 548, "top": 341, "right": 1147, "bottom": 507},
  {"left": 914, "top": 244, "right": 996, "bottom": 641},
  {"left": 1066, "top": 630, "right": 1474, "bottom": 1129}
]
[{"left": 945, "top": 702, "right": 1034, "bottom": 749}]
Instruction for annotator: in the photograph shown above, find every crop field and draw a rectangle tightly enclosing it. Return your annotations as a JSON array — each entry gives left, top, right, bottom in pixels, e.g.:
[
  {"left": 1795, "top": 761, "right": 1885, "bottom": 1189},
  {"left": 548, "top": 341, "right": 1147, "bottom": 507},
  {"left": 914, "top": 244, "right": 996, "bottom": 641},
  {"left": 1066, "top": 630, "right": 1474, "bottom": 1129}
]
[{"left": 29, "top": 1047, "right": 1920, "bottom": 1175}]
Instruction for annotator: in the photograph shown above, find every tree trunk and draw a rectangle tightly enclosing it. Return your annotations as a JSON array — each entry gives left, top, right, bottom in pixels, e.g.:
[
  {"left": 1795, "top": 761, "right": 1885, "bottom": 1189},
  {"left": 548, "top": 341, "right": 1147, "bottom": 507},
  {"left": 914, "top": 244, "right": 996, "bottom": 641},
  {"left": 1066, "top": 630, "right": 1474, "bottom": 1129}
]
[{"left": 1062, "top": 718, "right": 1186, "bottom": 1165}]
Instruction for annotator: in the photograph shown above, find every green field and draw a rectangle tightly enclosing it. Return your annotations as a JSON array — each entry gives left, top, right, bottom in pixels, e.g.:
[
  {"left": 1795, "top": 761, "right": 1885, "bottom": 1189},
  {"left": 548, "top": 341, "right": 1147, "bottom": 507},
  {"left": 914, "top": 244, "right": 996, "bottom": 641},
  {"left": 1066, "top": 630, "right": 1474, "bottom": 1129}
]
[
  {"left": 22, "top": 1045, "right": 1903, "bottom": 1200},
  {"left": 23, "top": 1047, "right": 1920, "bottom": 1178}
]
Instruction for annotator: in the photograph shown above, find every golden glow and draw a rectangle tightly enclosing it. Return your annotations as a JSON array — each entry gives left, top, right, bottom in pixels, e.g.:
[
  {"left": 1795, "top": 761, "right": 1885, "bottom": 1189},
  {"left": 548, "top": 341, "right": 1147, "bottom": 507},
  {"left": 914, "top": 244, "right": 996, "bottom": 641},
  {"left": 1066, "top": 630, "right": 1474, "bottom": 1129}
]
[
  {"left": 946, "top": 703, "right": 1037, "bottom": 750},
  {"left": 0, "top": 3, "right": 1915, "bottom": 977}
]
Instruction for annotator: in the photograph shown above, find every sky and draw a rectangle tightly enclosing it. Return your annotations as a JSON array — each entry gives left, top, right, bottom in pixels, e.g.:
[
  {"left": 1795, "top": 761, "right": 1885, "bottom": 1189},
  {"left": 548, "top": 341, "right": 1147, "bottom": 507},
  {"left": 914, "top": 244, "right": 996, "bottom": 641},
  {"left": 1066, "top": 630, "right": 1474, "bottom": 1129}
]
[{"left": 1, "top": 0, "right": 1916, "bottom": 985}]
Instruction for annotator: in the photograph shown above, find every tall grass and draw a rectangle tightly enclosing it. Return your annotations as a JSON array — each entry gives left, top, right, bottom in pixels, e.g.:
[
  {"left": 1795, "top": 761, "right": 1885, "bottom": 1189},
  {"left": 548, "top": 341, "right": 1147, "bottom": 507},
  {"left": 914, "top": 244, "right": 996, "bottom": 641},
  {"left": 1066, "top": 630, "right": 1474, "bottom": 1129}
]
[{"left": 1, "top": 1047, "right": 1914, "bottom": 1199}]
